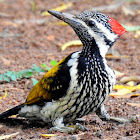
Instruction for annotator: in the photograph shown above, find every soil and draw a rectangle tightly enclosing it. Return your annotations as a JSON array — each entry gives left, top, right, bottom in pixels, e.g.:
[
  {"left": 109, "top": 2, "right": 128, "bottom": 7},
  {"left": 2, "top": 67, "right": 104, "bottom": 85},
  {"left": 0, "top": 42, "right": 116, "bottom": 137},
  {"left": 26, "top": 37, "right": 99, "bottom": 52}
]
[{"left": 0, "top": 0, "right": 140, "bottom": 140}]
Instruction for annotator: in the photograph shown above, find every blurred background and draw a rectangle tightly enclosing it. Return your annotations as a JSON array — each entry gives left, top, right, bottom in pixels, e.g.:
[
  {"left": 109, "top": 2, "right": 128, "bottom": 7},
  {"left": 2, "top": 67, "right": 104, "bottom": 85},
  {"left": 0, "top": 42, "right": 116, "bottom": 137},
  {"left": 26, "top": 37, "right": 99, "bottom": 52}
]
[
  {"left": 0, "top": 0, "right": 140, "bottom": 73},
  {"left": 0, "top": 0, "right": 140, "bottom": 72},
  {"left": 0, "top": 0, "right": 140, "bottom": 139}
]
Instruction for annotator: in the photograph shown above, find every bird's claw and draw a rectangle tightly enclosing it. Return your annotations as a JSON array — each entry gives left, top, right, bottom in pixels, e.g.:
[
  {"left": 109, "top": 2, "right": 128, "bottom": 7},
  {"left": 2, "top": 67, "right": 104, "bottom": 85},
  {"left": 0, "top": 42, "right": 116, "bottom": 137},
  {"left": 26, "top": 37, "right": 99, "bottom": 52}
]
[
  {"left": 49, "top": 123, "right": 88, "bottom": 133},
  {"left": 49, "top": 126, "right": 74, "bottom": 133},
  {"left": 74, "top": 123, "right": 89, "bottom": 131},
  {"left": 109, "top": 115, "right": 140, "bottom": 124}
]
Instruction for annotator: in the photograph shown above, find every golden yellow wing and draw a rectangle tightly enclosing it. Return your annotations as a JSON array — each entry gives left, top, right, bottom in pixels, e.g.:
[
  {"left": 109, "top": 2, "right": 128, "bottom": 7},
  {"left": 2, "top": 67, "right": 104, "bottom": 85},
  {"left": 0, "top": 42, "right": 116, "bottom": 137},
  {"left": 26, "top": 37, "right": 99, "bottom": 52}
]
[{"left": 24, "top": 57, "right": 70, "bottom": 105}]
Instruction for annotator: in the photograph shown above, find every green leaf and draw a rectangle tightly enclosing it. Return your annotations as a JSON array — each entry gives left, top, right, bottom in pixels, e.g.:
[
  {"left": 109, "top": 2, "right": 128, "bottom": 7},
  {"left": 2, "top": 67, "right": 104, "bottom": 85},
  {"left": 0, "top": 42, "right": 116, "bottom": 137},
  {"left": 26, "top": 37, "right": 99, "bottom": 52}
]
[
  {"left": 122, "top": 24, "right": 140, "bottom": 32},
  {"left": 41, "top": 63, "right": 51, "bottom": 71},
  {"left": 23, "top": 69, "right": 33, "bottom": 78},
  {"left": 50, "top": 60, "right": 58, "bottom": 66},
  {"left": 16, "top": 71, "right": 23, "bottom": 78},
  {"left": 3, "top": 75, "right": 10, "bottom": 82},
  {"left": 0, "top": 61, "right": 55, "bottom": 83},
  {"left": 35, "top": 73, "right": 38, "bottom": 76},
  {"left": 25, "top": 72, "right": 33, "bottom": 78},
  {"left": 32, "top": 64, "right": 45, "bottom": 72},
  {"left": 32, "top": 78, "right": 38, "bottom": 86},
  {"left": 31, "top": 1, "right": 36, "bottom": 12},
  {"left": 11, "top": 75, "right": 17, "bottom": 81},
  {"left": 41, "top": 63, "right": 47, "bottom": 68},
  {"left": 46, "top": 67, "right": 51, "bottom": 71},
  {"left": 5, "top": 71, "right": 17, "bottom": 81},
  {"left": 5, "top": 71, "right": 15, "bottom": 77}
]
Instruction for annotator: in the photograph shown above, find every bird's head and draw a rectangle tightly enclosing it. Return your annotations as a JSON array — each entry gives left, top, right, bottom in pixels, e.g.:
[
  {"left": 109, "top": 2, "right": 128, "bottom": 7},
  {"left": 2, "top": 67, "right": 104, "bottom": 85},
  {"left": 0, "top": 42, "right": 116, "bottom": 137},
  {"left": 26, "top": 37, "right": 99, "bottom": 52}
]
[{"left": 48, "top": 10, "right": 126, "bottom": 57}]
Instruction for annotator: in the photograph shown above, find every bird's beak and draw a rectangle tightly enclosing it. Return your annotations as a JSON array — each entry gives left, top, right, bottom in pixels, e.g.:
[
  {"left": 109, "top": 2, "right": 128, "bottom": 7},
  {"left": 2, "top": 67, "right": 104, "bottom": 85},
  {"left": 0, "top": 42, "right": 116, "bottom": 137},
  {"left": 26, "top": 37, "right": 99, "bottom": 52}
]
[{"left": 48, "top": 10, "right": 80, "bottom": 25}]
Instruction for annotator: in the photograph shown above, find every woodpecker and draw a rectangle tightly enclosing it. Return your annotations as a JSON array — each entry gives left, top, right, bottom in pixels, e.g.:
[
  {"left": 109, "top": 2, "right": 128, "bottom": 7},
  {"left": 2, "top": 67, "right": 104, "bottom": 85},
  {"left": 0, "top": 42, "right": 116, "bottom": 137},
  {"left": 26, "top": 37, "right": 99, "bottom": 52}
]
[{"left": 0, "top": 10, "right": 127, "bottom": 132}]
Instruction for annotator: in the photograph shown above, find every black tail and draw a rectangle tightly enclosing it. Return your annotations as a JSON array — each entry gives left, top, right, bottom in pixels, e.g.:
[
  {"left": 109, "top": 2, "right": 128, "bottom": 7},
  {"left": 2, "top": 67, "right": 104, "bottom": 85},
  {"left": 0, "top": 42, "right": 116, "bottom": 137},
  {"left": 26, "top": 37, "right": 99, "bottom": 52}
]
[{"left": 0, "top": 104, "right": 24, "bottom": 119}]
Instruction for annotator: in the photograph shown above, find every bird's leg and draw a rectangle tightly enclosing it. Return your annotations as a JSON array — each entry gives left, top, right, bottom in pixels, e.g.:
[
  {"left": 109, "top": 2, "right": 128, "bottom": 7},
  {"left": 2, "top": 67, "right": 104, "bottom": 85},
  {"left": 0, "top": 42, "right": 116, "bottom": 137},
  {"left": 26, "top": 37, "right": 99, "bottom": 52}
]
[
  {"left": 95, "top": 104, "right": 137, "bottom": 124},
  {"left": 95, "top": 104, "right": 110, "bottom": 121},
  {"left": 49, "top": 123, "right": 88, "bottom": 133}
]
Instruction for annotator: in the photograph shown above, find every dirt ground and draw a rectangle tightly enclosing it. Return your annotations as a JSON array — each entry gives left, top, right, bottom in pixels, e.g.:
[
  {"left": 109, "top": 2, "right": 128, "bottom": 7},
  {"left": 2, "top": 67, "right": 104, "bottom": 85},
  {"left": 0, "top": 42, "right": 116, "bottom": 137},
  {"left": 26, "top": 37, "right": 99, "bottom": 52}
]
[{"left": 0, "top": 0, "right": 140, "bottom": 139}]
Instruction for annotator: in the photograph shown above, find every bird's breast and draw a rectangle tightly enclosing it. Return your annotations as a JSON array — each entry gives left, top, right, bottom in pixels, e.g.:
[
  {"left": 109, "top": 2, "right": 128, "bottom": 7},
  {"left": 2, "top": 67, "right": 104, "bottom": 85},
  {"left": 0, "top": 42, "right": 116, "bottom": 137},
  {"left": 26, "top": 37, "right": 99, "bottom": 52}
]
[{"left": 63, "top": 55, "right": 116, "bottom": 119}]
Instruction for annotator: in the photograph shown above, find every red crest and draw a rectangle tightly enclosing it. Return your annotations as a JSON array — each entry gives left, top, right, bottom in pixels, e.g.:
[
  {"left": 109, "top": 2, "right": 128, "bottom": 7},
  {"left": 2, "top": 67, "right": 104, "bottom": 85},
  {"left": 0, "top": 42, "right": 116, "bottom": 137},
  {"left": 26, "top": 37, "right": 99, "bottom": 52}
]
[{"left": 108, "top": 17, "right": 127, "bottom": 36}]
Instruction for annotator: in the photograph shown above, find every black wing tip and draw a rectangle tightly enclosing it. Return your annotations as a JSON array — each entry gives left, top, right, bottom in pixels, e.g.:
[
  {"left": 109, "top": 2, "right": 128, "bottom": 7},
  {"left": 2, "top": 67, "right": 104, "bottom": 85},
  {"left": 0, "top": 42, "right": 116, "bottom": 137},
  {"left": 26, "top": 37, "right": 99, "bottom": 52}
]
[{"left": 0, "top": 104, "right": 24, "bottom": 119}]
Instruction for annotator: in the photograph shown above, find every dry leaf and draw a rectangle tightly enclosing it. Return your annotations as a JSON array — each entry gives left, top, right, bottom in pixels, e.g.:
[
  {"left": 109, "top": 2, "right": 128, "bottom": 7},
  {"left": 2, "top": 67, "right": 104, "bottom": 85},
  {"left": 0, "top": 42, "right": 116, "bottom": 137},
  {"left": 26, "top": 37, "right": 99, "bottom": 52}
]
[
  {"left": 110, "top": 94, "right": 132, "bottom": 98},
  {"left": 114, "top": 70, "right": 125, "bottom": 78},
  {"left": 0, "top": 132, "right": 19, "bottom": 140},
  {"left": 68, "top": 125, "right": 75, "bottom": 128},
  {"left": 0, "top": 89, "right": 8, "bottom": 100},
  {"left": 113, "top": 85, "right": 126, "bottom": 90},
  {"left": 126, "top": 81, "right": 135, "bottom": 87},
  {"left": 114, "top": 84, "right": 140, "bottom": 91},
  {"left": 52, "top": 21, "right": 68, "bottom": 26},
  {"left": 40, "top": 134, "right": 57, "bottom": 137},
  {"left": 47, "top": 35, "right": 55, "bottom": 41},
  {"left": 122, "top": 6, "right": 135, "bottom": 16},
  {"left": 1, "top": 57, "right": 11, "bottom": 65},
  {"left": 131, "top": 93, "right": 140, "bottom": 98},
  {"left": 3, "top": 89, "right": 7, "bottom": 99},
  {"left": 61, "top": 40, "right": 82, "bottom": 51},
  {"left": 0, "top": 21, "right": 17, "bottom": 27},
  {"left": 110, "top": 88, "right": 132, "bottom": 97},
  {"left": 105, "top": 55, "right": 129, "bottom": 59},
  {"left": 127, "top": 103, "right": 140, "bottom": 108},
  {"left": 119, "top": 76, "right": 140, "bottom": 83},
  {"left": 110, "top": 93, "right": 140, "bottom": 98},
  {"left": 134, "top": 30, "right": 140, "bottom": 38},
  {"left": 111, "top": 83, "right": 140, "bottom": 98},
  {"left": 137, "top": 9, "right": 140, "bottom": 14},
  {"left": 41, "top": 3, "right": 72, "bottom": 16},
  {"left": 136, "top": 84, "right": 140, "bottom": 90},
  {"left": 9, "top": 115, "right": 17, "bottom": 118}
]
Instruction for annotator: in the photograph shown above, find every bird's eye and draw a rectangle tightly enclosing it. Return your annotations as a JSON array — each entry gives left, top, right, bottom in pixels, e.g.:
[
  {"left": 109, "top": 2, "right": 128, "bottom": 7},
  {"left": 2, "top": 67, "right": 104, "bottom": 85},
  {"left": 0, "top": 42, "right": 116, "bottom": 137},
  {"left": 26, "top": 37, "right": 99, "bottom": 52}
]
[{"left": 88, "top": 21, "right": 96, "bottom": 26}]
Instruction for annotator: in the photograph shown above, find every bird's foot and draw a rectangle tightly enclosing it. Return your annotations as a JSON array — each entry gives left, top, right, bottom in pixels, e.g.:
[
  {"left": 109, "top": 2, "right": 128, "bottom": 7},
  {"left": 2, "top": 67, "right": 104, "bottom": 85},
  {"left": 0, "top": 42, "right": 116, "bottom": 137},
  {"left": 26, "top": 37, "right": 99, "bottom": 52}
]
[
  {"left": 96, "top": 104, "right": 140, "bottom": 124},
  {"left": 49, "top": 123, "right": 88, "bottom": 133},
  {"left": 109, "top": 115, "right": 139, "bottom": 124}
]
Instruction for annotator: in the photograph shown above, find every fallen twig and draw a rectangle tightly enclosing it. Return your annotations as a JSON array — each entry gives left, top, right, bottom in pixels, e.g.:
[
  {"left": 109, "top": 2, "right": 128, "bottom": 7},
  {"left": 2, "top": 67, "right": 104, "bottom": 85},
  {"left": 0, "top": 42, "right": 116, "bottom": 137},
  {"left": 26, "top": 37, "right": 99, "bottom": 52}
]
[
  {"left": 120, "top": 76, "right": 140, "bottom": 83},
  {"left": 14, "top": 18, "right": 47, "bottom": 25},
  {"left": 0, "top": 88, "right": 24, "bottom": 92},
  {"left": 85, "top": 0, "right": 124, "bottom": 12},
  {"left": 0, "top": 12, "right": 10, "bottom": 17},
  {"left": 0, "top": 132, "right": 19, "bottom": 140},
  {"left": 0, "top": 32, "right": 22, "bottom": 38}
]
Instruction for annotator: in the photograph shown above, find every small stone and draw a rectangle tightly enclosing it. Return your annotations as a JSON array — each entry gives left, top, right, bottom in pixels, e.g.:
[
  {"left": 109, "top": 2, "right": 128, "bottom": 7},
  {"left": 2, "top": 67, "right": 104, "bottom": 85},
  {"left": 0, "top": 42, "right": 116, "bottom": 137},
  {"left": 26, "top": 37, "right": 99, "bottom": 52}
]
[
  {"left": 69, "top": 136, "right": 77, "bottom": 140},
  {"left": 96, "top": 131, "right": 102, "bottom": 139},
  {"left": 0, "top": 125, "right": 3, "bottom": 128},
  {"left": 76, "top": 118, "right": 87, "bottom": 122},
  {"left": 135, "top": 135, "right": 140, "bottom": 140}
]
